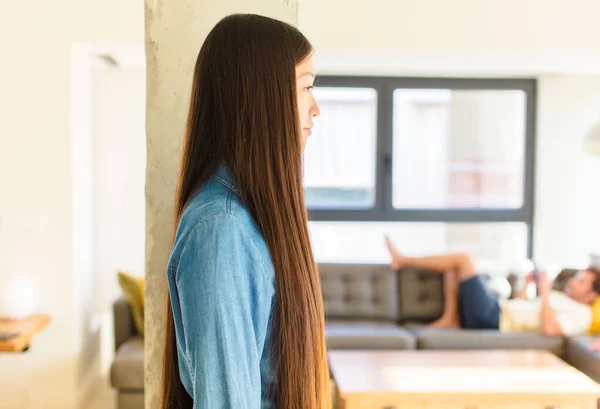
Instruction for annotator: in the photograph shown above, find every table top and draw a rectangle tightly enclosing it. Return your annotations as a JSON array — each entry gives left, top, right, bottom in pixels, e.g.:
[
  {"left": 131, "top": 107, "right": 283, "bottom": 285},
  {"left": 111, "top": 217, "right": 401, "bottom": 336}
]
[
  {"left": 0, "top": 315, "right": 51, "bottom": 352},
  {"left": 328, "top": 349, "right": 600, "bottom": 395}
]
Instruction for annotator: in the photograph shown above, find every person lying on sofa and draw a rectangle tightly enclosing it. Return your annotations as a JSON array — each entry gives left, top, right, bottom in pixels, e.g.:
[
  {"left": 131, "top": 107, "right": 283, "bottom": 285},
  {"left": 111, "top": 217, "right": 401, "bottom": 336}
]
[{"left": 385, "top": 236, "right": 600, "bottom": 336}]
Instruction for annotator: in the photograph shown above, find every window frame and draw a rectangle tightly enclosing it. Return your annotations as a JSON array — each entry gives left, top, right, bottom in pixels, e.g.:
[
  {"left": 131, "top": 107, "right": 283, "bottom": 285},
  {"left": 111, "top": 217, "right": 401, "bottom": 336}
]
[{"left": 307, "top": 76, "right": 537, "bottom": 257}]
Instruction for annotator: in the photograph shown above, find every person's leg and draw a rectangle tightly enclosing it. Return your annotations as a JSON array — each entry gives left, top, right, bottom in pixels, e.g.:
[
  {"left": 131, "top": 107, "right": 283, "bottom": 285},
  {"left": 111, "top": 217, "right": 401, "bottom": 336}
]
[
  {"left": 385, "top": 236, "right": 477, "bottom": 281},
  {"left": 429, "top": 270, "right": 460, "bottom": 328},
  {"left": 385, "top": 236, "right": 480, "bottom": 328}
]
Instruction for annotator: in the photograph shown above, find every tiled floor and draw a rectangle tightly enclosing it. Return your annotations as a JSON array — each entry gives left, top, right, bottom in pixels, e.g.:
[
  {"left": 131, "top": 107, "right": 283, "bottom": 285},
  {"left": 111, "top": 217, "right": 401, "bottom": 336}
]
[{"left": 83, "top": 378, "right": 116, "bottom": 409}]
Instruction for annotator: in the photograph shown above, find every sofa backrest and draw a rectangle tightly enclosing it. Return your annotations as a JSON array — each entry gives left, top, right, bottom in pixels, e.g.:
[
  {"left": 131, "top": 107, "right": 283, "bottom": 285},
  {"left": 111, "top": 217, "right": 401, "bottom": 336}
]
[
  {"left": 396, "top": 267, "right": 444, "bottom": 323},
  {"left": 319, "top": 263, "right": 398, "bottom": 321},
  {"left": 318, "top": 263, "right": 448, "bottom": 323},
  {"left": 114, "top": 296, "right": 138, "bottom": 351}
]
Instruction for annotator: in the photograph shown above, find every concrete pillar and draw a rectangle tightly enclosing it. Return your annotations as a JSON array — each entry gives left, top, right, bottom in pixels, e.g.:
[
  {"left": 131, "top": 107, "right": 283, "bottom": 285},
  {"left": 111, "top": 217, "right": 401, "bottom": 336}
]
[{"left": 144, "top": 2, "right": 298, "bottom": 407}]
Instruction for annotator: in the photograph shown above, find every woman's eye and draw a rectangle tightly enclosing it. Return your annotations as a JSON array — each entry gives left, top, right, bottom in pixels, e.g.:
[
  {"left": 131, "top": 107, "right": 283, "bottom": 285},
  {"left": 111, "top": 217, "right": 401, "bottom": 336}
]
[{"left": 305, "top": 85, "right": 314, "bottom": 92}]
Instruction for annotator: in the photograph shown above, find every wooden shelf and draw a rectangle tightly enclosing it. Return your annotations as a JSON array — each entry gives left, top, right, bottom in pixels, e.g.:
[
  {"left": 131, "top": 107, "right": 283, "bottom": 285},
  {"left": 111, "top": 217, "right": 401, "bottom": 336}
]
[{"left": 0, "top": 315, "right": 51, "bottom": 352}]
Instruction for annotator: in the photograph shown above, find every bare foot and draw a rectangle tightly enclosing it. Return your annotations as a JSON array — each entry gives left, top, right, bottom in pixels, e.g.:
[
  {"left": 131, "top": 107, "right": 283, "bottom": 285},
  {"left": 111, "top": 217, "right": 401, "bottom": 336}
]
[
  {"left": 428, "top": 316, "right": 460, "bottom": 329},
  {"left": 385, "top": 235, "right": 407, "bottom": 270}
]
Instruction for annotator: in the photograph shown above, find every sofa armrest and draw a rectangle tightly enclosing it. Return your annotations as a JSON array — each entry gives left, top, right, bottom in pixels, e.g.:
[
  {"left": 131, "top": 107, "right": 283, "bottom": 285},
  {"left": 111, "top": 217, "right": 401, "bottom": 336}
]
[{"left": 114, "top": 296, "right": 137, "bottom": 351}]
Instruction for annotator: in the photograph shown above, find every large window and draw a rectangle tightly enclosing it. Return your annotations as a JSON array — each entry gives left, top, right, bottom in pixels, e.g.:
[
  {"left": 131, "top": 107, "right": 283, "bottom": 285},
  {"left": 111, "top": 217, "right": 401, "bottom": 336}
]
[
  {"left": 303, "top": 88, "right": 378, "bottom": 209},
  {"left": 305, "top": 77, "right": 536, "bottom": 264}
]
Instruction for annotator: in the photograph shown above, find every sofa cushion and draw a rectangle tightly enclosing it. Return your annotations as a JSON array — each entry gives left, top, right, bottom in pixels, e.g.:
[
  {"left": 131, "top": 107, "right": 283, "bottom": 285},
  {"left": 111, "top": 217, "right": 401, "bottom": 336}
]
[
  {"left": 396, "top": 268, "right": 444, "bottom": 322},
  {"left": 320, "top": 264, "right": 398, "bottom": 321},
  {"left": 111, "top": 336, "right": 144, "bottom": 390},
  {"left": 411, "top": 327, "right": 565, "bottom": 356},
  {"left": 566, "top": 335, "right": 600, "bottom": 382},
  {"left": 326, "top": 320, "right": 415, "bottom": 350}
]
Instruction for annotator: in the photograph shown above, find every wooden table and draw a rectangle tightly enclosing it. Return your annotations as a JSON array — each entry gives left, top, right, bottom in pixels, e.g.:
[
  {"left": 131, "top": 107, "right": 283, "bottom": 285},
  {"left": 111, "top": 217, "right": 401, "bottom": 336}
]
[
  {"left": 0, "top": 315, "right": 50, "bottom": 352},
  {"left": 329, "top": 350, "right": 600, "bottom": 409}
]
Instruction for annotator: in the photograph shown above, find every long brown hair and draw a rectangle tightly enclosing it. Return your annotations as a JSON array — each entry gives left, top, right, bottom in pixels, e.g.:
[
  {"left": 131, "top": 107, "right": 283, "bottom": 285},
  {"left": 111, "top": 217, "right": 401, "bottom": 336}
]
[
  {"left": 588, "top": 266, "right": 600, "bottom": 294},
  {"left": 161, "top": 14, "right": 330, "bottom": 409}
]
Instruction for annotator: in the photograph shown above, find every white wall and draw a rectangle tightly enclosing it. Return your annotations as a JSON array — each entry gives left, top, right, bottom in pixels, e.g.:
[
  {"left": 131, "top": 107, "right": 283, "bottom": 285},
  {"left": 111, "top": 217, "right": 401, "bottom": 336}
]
[
  {"left": 300, "top": 0, "right": 600, "bottom": 77},
  {"left": 92, "top": 65, "right": 146, "bottom": 312},
  {"left": 535, "top": 75, "right": 600, "bottom": 269},
  {"left": 0, "top": 0, "right": 143, "bottom": 407},
  {"left": 300, "top": 0, "right": 600, "bottom": 50}
]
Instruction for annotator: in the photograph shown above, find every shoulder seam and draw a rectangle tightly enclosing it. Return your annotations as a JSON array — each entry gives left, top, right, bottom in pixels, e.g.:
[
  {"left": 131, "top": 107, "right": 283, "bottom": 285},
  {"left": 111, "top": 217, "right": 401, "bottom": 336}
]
[{"left": 172, "top": 213, "right": 270, "bottom": 282}]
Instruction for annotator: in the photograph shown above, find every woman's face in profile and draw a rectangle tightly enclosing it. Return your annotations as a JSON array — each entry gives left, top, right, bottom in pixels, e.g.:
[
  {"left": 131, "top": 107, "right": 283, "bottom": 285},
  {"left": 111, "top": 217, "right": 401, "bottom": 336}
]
[{"left": 295, "top": 55, "right": 320, "bottom": 150}]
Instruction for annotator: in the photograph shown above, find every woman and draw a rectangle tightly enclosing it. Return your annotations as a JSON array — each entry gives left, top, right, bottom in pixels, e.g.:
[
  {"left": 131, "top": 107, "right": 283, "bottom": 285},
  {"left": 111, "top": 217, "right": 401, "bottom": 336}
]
[{"left": 161, "top": 14, "right": 330, "bottom": 409}]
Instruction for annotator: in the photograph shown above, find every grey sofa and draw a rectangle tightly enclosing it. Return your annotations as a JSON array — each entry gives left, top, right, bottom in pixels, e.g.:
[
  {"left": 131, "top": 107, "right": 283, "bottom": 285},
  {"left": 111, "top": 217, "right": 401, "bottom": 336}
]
[
  {"left": 321, "top": 264, "right": 416, "bottom": 350},
  {"left": 111, "top": 297, "right": 144, "bottom": 409},
  {"left": 110, "top": 264, "right": 600, "bottom": 408},
  {"left": 567, "top": 335, "right": 600, "bottom": 382},
  {"left": 320, "top": 263, "right": 598, "bottom": 367},
  {"left": 321, "top": 264, "right": 565, "bottom": 355}
]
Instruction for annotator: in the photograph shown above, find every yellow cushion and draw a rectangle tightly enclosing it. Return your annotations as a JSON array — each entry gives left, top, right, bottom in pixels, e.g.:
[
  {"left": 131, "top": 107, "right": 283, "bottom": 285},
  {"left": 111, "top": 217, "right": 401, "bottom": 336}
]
[
  {"left": 589, "top": 297, "right": 600, "bottom": 334},
  {"left": 118, "top": 271, "right": 145, "bottom": 336}
]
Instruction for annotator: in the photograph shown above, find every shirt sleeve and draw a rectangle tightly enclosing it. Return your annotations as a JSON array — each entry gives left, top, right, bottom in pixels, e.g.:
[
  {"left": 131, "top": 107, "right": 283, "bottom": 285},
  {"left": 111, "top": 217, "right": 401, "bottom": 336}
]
[
  {"left": 173, "top": 214, "right": 274, "bottom": 409},
  {"left": 552, "top": 292, "right": 592, "bottom": 336}
]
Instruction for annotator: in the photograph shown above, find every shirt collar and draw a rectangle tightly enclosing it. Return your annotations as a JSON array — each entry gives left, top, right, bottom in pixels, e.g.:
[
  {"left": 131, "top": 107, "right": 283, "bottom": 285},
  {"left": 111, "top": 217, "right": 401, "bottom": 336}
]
[{"left": 210, "top": 162, "right": 243, "bottom": 197}]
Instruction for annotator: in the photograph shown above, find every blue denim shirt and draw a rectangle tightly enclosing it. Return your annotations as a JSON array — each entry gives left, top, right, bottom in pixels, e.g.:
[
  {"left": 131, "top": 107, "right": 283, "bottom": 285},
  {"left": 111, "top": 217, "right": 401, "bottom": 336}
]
[{"left": 166, "top": 163, "right": 277, "bottom": 409}]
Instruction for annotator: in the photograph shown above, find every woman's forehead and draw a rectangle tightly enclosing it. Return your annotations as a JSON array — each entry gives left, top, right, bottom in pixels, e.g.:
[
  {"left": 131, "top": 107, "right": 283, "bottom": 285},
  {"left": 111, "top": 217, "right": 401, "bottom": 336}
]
[{"left": 296, "top": 57, "right": 315, "bottom": 77}]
